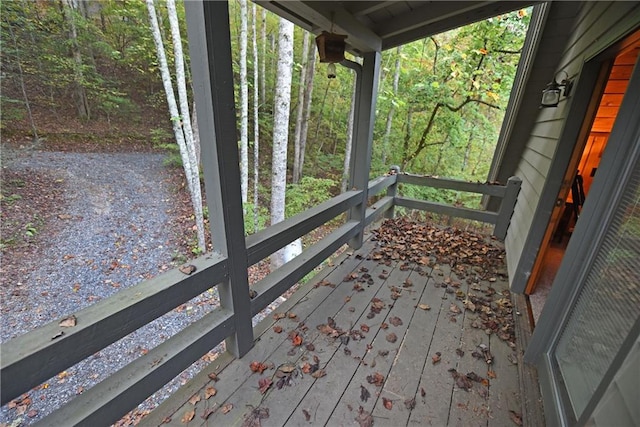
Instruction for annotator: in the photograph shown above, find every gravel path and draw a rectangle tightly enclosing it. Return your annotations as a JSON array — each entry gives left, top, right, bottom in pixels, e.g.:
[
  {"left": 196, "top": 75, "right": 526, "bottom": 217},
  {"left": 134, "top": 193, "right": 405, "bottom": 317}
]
[{"left": 1, "top": 151, "right": 230, "bottom": 425}]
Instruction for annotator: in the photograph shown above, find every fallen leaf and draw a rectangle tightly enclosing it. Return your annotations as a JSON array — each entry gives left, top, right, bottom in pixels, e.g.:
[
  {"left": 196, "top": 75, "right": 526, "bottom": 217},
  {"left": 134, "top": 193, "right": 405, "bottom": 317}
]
[
  {"left": 273, "top": 313, "right": 285, "bottom": 320},
  {"left": 487, "top": 370, "right": 497, "bottom": 379},
  {"left": 355, "top": 406, "right": 374, "bottom": 427},
  {"left": 456, "top": 348, "right": 465, "bottom": 357},
  {"left": 418, "top": 303, "right": 431, "bottom": 310},
  {"left": 27, "top": 409, "right": 38, "bottom": 418},
  {"left": 386, "top": 332, "right": 397, "bottom": 343},
  {"left": 287, "top": 312, "right": 297, "bottom": 319},
  {"left": 59, "top": 315, "right": 77, "bottom": 328},
  {"left": 404, "top": 397, "right": 416, "bottom": 410},
  {"left": 360, "top": 324, "right": 370, "bottom": 333},
  {"left": 403, "top": 278, "right": 413, "bottom": 287},
  {"left": 273, "top": 325, "right": 283, "bottom": 333},
  {"left": 421, "top": 387, "right": 426, "bottom": 397},
  {"left": 389, "top": 316, "right": 403, "bottom": 326},
  {"left": 181, "top": 409, "right": 195, "bottom": 423},
  {"left": 208, "top": 373, "right": 219, "bottom": 381},
  {"left": 221, "top": 403, "right": 233, "bottom": 414},
  {"left": 432, "top": 352, "right": 442, "bottom": 364},
  {"left": 449, "top": 303, "right": 461, "bottom": 314},
  {"left": 250, "top": 361, "right": 269, "bottom": 374},
  {"left": 311, "top": 369, "right": 326, "bottom": 379},
  {"left": 382, "top": 397, "right": 393, "bottom": 410},
  {"left": 278, "top": 362, "right": 296, "bottom": 374},
  {"left": 509, "top": 410, "right": 523, "bottom": 426},
  {"left": 305, "top": 343, "right": 315, "bottom": 351},
  {"left": 291, "top": 333, "right": 303, "bottom": 346},
  {"left": 179, "top": 264, "right": 196, "bottom": 275},
  {"left": 366, "top": 372, "right": 385, "bottom": 387},
  {"left": 302, "top": 409, "right": 311, "bottom": 421},
  {"left": 380, "top": 322, "right": 389, "bottom": 329},
  {"left": 258, "top": 377, "right": 272, "bottom": 394},
  {"left": 188, "top": 394, "right": 201, "bottom": 405},
  {"left": 360, "top": 385, "right": 371, "bottom": 402},
  {"left": 205, "top": 387, "right": 217, "bottom": 399}
]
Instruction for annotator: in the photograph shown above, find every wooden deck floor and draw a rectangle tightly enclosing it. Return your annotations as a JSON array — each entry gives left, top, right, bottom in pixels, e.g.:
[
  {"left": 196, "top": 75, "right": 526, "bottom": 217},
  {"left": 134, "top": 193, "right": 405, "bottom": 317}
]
[{"left": 144, "top": 227, "right": 523, "bottom": 427}]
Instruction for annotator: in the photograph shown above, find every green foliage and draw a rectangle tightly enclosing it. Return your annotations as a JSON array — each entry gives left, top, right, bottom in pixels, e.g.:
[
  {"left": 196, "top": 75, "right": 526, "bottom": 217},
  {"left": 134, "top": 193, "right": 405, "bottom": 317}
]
[
  {"left": 285, "top": 176, "right": 337, "bottom": 218},
  {"left": 243, "top": 202, "right": 270, "bottom": 235}
]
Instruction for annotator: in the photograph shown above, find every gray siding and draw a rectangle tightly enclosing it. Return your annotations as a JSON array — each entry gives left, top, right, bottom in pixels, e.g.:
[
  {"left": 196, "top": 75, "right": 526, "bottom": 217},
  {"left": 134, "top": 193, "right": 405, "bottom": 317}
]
[{"left": 505, "top": 1, "right": 640, "bottom": 285}]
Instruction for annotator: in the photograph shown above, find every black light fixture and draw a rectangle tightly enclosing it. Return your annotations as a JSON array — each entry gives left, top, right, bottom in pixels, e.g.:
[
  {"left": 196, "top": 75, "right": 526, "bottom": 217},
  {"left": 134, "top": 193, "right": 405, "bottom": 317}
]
[{"left": 540, "top": 70, "right": 574, "bottom": 108}]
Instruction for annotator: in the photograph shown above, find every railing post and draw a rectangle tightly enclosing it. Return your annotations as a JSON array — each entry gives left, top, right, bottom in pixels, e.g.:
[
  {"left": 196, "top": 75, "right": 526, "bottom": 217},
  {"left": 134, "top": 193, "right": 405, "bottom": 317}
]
[
  {"left": 494, "top": 176, "right": 522, "bottom": 240},
  {"left": 385, "top": 165, "right": 400, "bottom": 219},
  {"left": 186, "top": 0, "right": 253, "bottom": 357},
  {"left": 346, "top": 51, "right": 381, "bottom": 249}
]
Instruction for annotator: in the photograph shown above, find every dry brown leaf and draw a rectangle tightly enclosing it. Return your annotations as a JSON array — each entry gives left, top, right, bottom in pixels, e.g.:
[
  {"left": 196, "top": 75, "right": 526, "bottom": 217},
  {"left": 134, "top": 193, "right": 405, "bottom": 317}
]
[
  {"left": 355, "top": 406, "right": 374, "bottom": 427},
  {"left": 487, "top": 370, "right": 497, "bottom": 379},
  {"left": 382, "top": 397, "right": 393, "bottom": 410},
  {"left": 273, "top": 325, "right": 283, "bottom": 333},
  {"left": 208, "top": 372, "right": 219, "bottom": 382},
  {"left": 273, "top": 313, "right": 285, "bottom": 320},
  {"left": 360, "top": 324, "right": 370, "bottom": 333},
  {"left": 302, "top": 409, "right": 311, "bottom": 421},
  {"left": 360, "top": 385, "right": 371, "bottom": 402},
  {"left": 221, "top": 403, "right": 233, "bottom": 414},
  {"left": 250, "top": 361, "right": 269, "bottom": 374},
  {"left": 311, "top": 369, "right": 326, "bottom": 379},
  {"left": 181, "top": 409, "right": 195, "bottom": 423},
  {"left": 205, "top": 387, "right": 217, "bottom": 399},
  {"left": 188, "top": 394, "right": 201, "bottom": 405},
  {"left": 386, "top": 332, "right": 397, "bottom": 343},
  {"left": 366, "top": 372, "right": 385, "bottom": 387},
  {"left": 509, "top": 410, "right": 523, "bottom": 426},
  {"left": 404, "top": 397, "right": 416, "bottom": 410},
  {"left": 389, "top": 316, "right": 403, "bottom": 326},
  {"left": 59, "top": 315, "right": 77, "bottom": 328},
  {"left": 418, "top": 303, "right": 431, "bottom": 310},
  {"left": 179, "top": 264, "right": 196, "bottom": 275},
  {"left": 258, "top": 377, "right": 272, "bottom": 394}
]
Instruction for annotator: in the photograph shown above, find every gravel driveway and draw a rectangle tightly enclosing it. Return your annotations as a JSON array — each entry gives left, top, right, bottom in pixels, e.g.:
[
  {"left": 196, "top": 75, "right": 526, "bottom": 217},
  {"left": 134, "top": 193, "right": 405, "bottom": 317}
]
[{"left": 1, "top": 151, "right": 224, "bottom": 425}]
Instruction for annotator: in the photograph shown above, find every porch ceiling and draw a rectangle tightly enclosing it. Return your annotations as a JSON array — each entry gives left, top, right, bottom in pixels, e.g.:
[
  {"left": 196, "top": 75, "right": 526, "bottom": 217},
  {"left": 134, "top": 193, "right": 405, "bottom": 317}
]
[{"left": 255, "top": 0, "right": 540, "bottom": 54}]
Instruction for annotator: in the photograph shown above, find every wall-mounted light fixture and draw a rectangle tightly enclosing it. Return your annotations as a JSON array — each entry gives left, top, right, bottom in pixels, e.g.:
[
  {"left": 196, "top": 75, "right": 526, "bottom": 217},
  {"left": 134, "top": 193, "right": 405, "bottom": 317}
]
[
  {"left": 315, "top": 31, "right": 347, "bottom": 79},
  {"left": 540, "top": 70, "right": 574, "bottom": 108}
]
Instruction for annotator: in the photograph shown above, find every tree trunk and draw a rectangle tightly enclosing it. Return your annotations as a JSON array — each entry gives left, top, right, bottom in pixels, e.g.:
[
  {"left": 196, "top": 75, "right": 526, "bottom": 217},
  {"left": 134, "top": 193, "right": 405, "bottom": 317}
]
[
  {"left": 260, "top": 8, "right": 267, "bottom": 106},
  {"left": 341, "top": 76, "right": 357, "bottom": 193},
  {"left": 62, "top": 0, "right": 90, "bottom": 120},
  {"left": 298, "top": 43, "right": 316, "bottom": 182},
  {"left": 382, "top": 46, "right": 401, "bottom": 165},
  {"left": 147, "top": 0, "right": 205, "bottom": 252},
  {"left": 6, "top": 22, "right": 38, "bottom": 141},
  {"left": 252, "top": 3, "right": 260, "bottom": 232},
  {"left": 292, "top": 31, "right": 310, "bottom": 184},
  {"left": 239, "top": 0, "right": 249, "bottom": 204},
  {"left": 270, "top": 17, "right": 294, "bottom": 270}
]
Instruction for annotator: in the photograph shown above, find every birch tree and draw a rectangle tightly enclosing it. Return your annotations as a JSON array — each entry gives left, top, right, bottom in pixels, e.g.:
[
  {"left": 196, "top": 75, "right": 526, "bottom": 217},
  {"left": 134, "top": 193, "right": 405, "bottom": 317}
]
[
  {"left": 297, "top": 42, "right": 316, "bottom": 183},
  {"left": 146, "top": 0, "right": 205, "bottom": 252},
  {"left": 270, "top": 17, "right": 294, "bottom": 270},
  {"left": 292, "top": 31, "right": 310, "bottom": 184},
  {"left": 252, "top": 3, "right": 260, "bottom": 231},
  {"left": 239, "top": 0, "right": 249, "bottom": 204}
]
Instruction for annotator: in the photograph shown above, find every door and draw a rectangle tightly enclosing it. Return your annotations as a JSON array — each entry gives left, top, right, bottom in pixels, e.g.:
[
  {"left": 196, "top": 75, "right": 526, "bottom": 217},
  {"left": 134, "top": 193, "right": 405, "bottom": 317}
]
[{"left": 527, "top": 48, "right": 640, "bottom": 426}]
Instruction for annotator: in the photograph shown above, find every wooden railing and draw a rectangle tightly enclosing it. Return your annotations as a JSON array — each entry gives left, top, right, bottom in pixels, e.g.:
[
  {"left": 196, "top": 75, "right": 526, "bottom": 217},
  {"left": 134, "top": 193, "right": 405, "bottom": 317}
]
[{"left": 0, "top": 172, "right": 518, "bottom": 425}]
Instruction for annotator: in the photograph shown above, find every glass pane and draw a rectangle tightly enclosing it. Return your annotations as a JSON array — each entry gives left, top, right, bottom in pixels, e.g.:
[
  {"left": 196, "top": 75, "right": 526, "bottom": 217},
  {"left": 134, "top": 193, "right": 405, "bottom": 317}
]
[{"left": 554, "top": 161, "right": 640, "bottom": 418}]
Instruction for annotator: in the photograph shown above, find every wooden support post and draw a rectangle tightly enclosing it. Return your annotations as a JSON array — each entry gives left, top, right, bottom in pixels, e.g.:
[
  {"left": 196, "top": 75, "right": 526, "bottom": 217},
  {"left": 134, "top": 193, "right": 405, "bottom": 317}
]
[
  {"left": 346, "top": 51, "right": 381, "bottom": 249},
  {"left": 185, "top": 0, "right": 253, "bottom": 357},
  {"left": 494, "top": 176, "right": 522, "bottom": 240},
  {"left": 385, "top": 165, "right": 400, "bottom": 219}
]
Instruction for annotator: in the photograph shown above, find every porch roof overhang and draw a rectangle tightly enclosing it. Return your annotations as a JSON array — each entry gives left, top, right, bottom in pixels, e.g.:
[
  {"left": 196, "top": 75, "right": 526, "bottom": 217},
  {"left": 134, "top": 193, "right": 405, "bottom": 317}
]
[{"left": 255, "top": 0, "right": 540, "bottom": 54}]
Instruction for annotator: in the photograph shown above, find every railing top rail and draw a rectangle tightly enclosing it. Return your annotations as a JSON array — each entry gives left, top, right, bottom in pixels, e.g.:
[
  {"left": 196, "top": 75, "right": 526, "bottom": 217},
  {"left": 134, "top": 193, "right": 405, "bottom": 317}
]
[{"left": 397, "top": 173, "right": 509, "bottom": 197}]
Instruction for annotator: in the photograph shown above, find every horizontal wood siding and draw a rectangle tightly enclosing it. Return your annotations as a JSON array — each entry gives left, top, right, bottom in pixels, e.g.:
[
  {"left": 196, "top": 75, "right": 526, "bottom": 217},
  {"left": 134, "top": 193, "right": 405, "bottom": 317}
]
[{"left": 505, "top": 1, "right": 640, "bottom": 287}]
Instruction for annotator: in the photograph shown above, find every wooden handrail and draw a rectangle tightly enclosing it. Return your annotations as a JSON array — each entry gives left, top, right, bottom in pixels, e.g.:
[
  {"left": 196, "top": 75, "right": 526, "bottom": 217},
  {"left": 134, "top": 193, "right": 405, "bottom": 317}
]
[{"left": 0, "top": 172, "right": 520, "bottom": 423}]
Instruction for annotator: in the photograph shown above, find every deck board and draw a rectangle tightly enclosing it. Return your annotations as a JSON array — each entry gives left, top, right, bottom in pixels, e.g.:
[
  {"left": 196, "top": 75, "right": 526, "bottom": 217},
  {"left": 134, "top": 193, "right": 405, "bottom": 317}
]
[{"left": 149, "top": 228, "right": 527, "bottom": 427}]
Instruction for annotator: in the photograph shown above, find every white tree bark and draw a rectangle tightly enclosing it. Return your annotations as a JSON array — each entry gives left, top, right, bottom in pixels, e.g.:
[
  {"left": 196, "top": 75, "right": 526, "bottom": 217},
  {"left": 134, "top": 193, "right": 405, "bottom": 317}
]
[
  {"left": 342, "top": 77, "right": 357, "bottom": 193},
  {"left": 239, "top": 0, "right": 249, "bottom": 204},
  {"left": 292, "top": 31, "right": 310, "bottom": 184},
  {"left": 260, "top": 8, "right": 267, "bottom": 106},
  {"left": 147, "top": 0, "right": 205, "bottom": 252},
  {"left": 270, "top": 17, "right": 294, "bottom": 270},
  {"left": 62, "top": 0, "right": 90, "bottom": 120},
  {"left": 298, "top": 43, "right": 316, "bottom": 182},
  {"left": 252, "top": 3, "right": 260, "bottom": 232}
]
